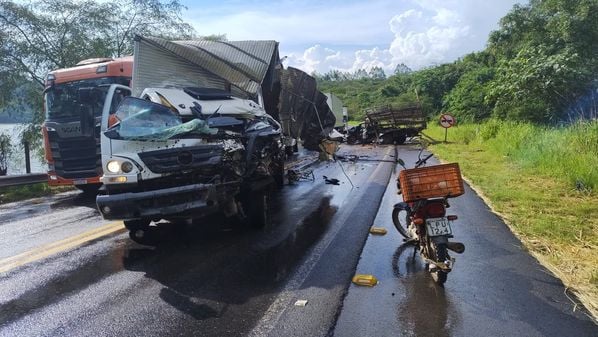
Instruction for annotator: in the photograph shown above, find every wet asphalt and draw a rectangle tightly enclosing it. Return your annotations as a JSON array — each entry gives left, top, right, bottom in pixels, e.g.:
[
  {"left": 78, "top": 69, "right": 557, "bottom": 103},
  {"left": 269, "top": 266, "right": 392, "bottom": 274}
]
[
  {"left": 333, "top": 146, "right": 597, "bottom": 337},
  {"left": 0, "top": 144, "right": 596, "bottom": 337},
  {"left": 0, "top": 145, "right": 394, "bottom": 337}
]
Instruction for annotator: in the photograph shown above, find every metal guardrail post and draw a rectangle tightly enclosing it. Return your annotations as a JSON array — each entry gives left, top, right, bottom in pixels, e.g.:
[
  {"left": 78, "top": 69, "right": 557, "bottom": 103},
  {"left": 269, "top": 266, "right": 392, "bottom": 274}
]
[{"left": 0, "top": 173, "right": 48, "bottom": 188}]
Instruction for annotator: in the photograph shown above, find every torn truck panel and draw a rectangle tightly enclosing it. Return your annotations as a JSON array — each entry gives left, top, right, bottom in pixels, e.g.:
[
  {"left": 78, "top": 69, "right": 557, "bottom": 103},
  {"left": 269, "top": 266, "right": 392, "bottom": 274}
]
[
  {"left": 139, "top": 87, "right": 265, "bottom": 118},
  {"left": 278, "top": 67, "right": 336, "bottom": 150},
  {"left": 133, "top": 36, "right": 279, "bottom": 99}
]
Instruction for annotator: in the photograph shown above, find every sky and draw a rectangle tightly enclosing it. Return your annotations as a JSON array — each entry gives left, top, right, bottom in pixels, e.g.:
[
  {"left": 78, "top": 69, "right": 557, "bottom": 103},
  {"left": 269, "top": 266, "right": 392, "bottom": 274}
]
[{"left": 182, "top": 0, "right": 526, "bottom": 76}]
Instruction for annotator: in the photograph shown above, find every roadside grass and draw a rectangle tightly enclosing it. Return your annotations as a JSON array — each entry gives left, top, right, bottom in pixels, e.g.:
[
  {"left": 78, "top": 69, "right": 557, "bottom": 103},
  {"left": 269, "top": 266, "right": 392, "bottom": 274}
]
[
  {"left": 0, "top": 183, "right": 73, "bottom": 204},
  {"left": 425, "top": 120, "right": 598, "bottom": 319}
]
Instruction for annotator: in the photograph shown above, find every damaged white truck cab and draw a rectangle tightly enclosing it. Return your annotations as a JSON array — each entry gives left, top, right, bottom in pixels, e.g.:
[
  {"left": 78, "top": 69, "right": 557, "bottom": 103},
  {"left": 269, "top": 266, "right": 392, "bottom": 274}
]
[{"left": 95, "top": 85, "right": 285, "bottom": 240}]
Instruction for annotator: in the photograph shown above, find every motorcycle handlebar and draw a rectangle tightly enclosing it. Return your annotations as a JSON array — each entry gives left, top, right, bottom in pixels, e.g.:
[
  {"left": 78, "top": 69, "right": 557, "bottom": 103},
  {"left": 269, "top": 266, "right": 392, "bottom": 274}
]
[{"left": 415, "top": 153, "right": 434, "bottom": 168}]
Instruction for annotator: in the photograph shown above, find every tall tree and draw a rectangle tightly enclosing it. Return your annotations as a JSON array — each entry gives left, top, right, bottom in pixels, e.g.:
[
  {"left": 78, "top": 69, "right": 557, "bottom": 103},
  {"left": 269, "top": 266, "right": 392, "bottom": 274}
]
[{"left": 0, "top": 0, "right": 196, "bottom": 149}]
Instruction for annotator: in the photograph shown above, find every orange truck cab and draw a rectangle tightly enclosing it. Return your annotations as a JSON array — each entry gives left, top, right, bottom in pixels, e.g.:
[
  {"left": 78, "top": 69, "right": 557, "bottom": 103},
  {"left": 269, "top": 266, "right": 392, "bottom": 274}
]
[{"left": 43, "top": 57, "right": 132, "bottom": 192}]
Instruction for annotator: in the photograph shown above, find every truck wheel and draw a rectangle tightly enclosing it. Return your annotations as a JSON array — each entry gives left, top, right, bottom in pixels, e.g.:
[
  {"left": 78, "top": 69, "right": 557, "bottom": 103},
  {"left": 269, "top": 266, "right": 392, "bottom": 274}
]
[
  {"left": 395, "top": 133, "right": 407, "bottom": 145},
  {"left": 124, "top": 219, "right": 151, "bottom": 231},
  {"left": 381, "top": 133, "right": 394, "bottom": 144}
]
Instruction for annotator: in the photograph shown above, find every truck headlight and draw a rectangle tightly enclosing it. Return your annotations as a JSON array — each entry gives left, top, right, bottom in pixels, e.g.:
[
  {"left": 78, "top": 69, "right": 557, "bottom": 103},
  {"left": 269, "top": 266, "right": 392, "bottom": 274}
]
[
  {"left": 106, "top": 160, "right": 121, "bottom": 173},
  {"left": 121, "top": 161, "right": 133, "bottom": 173}
]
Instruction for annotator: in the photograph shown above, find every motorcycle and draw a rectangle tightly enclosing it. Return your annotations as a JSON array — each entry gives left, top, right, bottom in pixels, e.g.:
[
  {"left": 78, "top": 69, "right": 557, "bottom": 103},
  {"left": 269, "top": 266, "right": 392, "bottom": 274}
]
[{"left": 392, "top": 151, "right": 466, "bottom": 285}]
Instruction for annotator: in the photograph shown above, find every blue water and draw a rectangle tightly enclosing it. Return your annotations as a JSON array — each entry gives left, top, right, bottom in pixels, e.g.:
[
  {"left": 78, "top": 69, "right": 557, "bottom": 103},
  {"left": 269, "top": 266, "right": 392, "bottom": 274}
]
[{"left": 0, "top": 123, "right": 45, "bottom": 174}]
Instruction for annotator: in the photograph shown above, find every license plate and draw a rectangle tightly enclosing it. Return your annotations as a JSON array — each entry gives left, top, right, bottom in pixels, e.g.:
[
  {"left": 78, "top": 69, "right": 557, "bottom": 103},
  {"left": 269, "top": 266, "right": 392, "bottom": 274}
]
[
  {"left": 426, "top": 217, "right": 452, "bottom": 237},
  {"left": 74, "top": 179, "right": 87, "bottom": 185}
]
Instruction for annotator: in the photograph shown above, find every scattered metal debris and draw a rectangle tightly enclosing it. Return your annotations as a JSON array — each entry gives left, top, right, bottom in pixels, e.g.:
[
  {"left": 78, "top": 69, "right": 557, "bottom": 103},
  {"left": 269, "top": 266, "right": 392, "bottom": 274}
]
[{"left": 287, "top": 169, "right": 315, "bottom": 183}]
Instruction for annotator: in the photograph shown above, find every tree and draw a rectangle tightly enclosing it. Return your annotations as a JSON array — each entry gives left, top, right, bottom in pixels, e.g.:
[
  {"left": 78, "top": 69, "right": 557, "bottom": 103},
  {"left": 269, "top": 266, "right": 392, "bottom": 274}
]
[
  {"left": 394, "top": 63, "right": 412, "bottom": 75},
  {"left": 368, "top": 66, "right": 386, "bottom": 80},
  {"left": 0, "top": 0, "right": 196, "bottom": 149},
  {"left": 0, "top": 133, "right": 12, "bottom": 175},
  {"left": 0, "top": 0, "right": 195, "bottom": 88}
]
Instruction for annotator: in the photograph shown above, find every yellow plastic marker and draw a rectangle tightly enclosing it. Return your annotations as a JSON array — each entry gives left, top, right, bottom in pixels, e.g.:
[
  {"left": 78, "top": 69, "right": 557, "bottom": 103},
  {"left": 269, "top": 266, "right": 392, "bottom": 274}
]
[
  {"left": 369, "top": 227, "right": 387, "bottom": 235},
  {"left": 352, "top": 274, "right": 378, "bottom": 287}
]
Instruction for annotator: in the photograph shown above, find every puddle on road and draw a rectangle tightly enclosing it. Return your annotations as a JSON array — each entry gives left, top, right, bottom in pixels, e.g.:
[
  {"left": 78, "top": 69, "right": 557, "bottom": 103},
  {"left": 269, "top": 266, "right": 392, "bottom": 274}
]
[
  {"left": 117, "top": 194, "right": 339, "bottom": 319},
  {"left": 391, "top": 243, "right": 461, "bottom": 337}
]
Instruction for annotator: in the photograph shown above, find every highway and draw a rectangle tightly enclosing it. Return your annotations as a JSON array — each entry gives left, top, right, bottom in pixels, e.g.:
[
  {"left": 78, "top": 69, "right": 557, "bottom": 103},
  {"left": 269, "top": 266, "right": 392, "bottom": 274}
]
[{"left": 0, "top": 145, "right": 595, "bottom": 337}]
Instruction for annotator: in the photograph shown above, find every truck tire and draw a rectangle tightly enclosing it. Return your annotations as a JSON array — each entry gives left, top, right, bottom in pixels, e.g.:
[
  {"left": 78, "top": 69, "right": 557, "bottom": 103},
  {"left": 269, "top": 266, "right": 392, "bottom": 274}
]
[
  {"left": 395, "top": 132, "right": 407, "bottom": 145},
  {"left": 124, "top": 219, "right": 151, "bottom": 231}
]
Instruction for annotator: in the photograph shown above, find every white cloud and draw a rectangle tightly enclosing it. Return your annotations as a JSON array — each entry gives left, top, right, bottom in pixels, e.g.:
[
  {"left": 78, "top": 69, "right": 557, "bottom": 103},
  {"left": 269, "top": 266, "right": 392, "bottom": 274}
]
[{"left": 185, "top": 0, "right": 525, "bottom": 75}]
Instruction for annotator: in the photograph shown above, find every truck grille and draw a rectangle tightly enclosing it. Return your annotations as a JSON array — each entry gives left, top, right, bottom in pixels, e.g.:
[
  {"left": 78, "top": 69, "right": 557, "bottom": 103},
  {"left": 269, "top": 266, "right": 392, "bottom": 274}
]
[
  {"left": 47, "top": 131, "right": 100, "bottom": 179},
  {"left": 138, "top": 145, "right": 224, "bottom": 174}
]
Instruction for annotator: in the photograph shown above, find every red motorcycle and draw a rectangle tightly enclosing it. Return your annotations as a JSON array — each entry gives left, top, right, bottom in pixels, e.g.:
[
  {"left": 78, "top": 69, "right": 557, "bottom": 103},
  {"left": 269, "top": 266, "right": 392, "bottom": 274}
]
[{"left": 393, "top": 153, "right": 466, "bottom": 285}]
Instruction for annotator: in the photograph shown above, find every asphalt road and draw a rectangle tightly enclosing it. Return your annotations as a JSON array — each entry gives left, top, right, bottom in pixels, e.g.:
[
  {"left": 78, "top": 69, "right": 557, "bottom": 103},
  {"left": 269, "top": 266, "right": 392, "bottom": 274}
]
[
  {"left": 334, "top": 146, "right": 597, "bottom": 337},
  {"left": 0, "top": 145, "right": 394, "bottom": 337},
  {"left": 0, "top": 144, "right": 596, "bottom": 337}
]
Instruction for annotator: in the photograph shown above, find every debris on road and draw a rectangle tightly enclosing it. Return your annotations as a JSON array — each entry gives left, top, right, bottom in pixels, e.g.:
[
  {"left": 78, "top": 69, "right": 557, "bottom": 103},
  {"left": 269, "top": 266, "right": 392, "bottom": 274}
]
[
  {"left": 351, "top": 274, "right": 378, "bottom": 287},
  {"left": 294, "top": 300, "right": 309, "bottom": 307},
  {"left": 369, "top": 227, "right": 387, "bottom": 235},
  {"left": 287, "top": 169, "right": 315, "bottom": 184},
  {"left": 323, "top": 176, "right": 340, "bottom": 185}
]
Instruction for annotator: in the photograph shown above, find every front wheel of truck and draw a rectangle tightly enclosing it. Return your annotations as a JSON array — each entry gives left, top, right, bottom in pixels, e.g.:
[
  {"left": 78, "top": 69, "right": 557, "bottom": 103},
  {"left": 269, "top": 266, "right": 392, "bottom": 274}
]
[
  {"left": 125, "top": 219, "right": 152, "bottom": 245},
  {"left": 124, "top": 219, "right": 151, "bottom": 231}
]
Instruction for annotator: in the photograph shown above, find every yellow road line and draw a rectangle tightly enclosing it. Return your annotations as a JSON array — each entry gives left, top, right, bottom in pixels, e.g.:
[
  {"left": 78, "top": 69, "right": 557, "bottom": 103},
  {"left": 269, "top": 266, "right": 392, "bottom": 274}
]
[{"left": 0, "top": 221, "right": 125, "bottom": 274}]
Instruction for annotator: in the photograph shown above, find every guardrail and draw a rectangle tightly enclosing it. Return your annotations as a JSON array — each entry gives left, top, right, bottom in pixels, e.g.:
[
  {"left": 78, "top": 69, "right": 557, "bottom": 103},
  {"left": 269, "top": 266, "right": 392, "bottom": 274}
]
[{"left": 0, "top": 173, "right": 47, "bottom": 188}]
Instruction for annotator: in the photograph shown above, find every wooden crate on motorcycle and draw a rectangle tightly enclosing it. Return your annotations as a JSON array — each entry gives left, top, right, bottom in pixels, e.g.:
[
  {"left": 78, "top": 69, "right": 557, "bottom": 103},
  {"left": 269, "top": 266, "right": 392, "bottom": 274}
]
[{"left": 398, "top": 163, "right": 464, "bottom": 202}]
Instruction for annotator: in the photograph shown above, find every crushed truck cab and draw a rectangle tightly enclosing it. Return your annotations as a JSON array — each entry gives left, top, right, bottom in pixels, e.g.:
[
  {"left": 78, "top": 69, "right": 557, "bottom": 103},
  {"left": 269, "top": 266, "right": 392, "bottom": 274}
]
[{"left": 95, "top": 86, "right": 284, "bottom": 232}]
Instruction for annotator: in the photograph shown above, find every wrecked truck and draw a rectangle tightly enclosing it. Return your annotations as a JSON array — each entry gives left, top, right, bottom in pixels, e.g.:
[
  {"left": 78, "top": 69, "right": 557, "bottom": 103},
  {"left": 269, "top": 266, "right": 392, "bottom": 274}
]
[
  {"left": 94, "top": 36, "right": 335, "bottom": 241},
  {"left": 95, "top": 86, "right": 285, "bottom": 240}
]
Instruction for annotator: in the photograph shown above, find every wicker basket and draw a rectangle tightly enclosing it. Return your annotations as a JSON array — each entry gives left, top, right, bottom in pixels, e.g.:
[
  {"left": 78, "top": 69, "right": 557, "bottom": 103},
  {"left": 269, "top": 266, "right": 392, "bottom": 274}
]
[{"left": 398, "top": 163, "right": 464, "bottom": 202}]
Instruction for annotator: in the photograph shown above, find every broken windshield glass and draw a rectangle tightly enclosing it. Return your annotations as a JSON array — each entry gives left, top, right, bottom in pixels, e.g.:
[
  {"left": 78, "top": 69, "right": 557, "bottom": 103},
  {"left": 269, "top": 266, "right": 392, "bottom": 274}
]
[{"left": 106, "top": 97, "right": 215, "bottom": 140}]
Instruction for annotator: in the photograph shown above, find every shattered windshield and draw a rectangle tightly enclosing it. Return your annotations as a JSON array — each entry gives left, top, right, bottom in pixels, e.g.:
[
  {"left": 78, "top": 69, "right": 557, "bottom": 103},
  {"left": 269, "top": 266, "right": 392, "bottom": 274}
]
[{"left": 106, "top": 97, "right": 215, "bottom": 140}]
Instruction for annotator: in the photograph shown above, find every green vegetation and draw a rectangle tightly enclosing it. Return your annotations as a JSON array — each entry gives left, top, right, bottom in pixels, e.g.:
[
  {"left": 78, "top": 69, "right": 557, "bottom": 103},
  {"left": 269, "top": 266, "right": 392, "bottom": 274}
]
[
  {"left": 317, "top": 0, "right": 598, "bottom": 316},
  {"left": 0, "top": 132, "right": 11, "bottom": 175},
  {"left": 0, "top": 0, "right": 196, "bottom": 148},
  {"left": 0, "top": 183, "right": 73, "bottom": 204},
  {"left": 427, "top": 120, "right": 598, "bottom": 315},
  {"left": 317, "top": 0, "right": 597, "bottom": 124}
]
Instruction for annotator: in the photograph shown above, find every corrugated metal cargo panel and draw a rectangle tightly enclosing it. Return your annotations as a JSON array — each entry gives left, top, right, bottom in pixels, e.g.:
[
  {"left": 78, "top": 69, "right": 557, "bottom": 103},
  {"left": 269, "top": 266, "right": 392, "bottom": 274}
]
[
  {"left": 133, "top": 36, "right": 278, "bottom": 97},
  {"left": 133, "top": 38, "right": 240, "bottom": 97}
]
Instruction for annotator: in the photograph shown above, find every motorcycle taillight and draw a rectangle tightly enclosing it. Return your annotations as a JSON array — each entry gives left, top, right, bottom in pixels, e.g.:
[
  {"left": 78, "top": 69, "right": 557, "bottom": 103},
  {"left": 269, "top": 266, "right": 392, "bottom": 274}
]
[{"left": 424, "top": 201, "right": 446, "bottom": 218}]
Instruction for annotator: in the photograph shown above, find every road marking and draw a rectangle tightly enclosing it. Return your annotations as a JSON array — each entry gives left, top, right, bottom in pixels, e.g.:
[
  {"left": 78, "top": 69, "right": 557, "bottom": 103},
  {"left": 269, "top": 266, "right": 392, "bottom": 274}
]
[{"left": 0, "top": 221, "right": 125, "bottom": 274}]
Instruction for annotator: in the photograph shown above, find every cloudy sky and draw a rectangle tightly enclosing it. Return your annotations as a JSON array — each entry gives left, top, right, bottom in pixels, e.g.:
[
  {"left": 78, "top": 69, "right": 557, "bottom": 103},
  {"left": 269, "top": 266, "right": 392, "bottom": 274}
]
[{"left": 182, "top": 0, "right": 526, "bottom": 75}]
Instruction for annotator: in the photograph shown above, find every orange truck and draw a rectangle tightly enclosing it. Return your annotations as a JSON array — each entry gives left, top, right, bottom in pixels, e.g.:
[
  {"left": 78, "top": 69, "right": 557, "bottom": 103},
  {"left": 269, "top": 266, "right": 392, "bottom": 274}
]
[{"left": 43, "top": 57, "right": 133, "bottom": 193}]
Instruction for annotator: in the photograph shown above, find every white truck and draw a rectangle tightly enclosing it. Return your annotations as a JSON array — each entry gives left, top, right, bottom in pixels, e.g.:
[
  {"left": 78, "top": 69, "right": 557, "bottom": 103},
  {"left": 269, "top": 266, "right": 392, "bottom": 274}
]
[
  {"left": 92, "top": 85, "right": 284, "bottom": 242},
  {"left": 91, "top": 36, "right": 336, "bottom": 243}
]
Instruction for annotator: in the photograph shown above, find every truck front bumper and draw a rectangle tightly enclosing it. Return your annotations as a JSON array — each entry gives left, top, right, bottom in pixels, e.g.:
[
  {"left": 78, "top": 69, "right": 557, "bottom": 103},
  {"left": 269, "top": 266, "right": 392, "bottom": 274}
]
[{"left": 96, "top": 181, "right": 240, "bottom": 221}]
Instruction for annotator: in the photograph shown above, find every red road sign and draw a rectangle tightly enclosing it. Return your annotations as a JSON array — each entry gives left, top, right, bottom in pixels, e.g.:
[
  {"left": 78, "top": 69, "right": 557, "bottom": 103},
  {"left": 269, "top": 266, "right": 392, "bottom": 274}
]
[{"left": 440, "top": 114, "right": 456, "bottom": 128}]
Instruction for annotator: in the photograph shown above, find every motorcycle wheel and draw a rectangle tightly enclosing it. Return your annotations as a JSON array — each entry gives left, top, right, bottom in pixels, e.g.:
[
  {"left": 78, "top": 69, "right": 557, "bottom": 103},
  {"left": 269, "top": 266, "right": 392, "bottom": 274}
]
[
  {"left": 392, "top": 203, "right": 412, "bottom": 239},
  {"left": 431, "top": 243, "right": 449, "bottom": 285}
]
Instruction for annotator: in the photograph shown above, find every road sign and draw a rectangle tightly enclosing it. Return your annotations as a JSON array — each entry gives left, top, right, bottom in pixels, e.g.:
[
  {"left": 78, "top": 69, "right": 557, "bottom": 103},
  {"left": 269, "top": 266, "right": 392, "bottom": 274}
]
[{"left": 440, "top": 114, "right": 456, "bottom": 128}]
